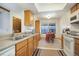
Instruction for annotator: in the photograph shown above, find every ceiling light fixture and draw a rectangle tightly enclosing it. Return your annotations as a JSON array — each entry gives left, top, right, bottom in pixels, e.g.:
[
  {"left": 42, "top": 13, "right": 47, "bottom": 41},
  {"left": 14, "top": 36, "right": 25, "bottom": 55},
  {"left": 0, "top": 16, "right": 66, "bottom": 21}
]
[{"left": 45, "top": 13, "right": 56, "bottom": 19}]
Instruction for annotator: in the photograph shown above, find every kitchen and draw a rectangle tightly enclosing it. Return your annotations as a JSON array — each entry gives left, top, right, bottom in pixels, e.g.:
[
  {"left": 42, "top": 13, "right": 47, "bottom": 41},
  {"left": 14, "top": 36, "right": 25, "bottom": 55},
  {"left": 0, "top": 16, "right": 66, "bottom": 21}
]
[{"left": 0, "top": 3, "right": 79, "bottom": 56}]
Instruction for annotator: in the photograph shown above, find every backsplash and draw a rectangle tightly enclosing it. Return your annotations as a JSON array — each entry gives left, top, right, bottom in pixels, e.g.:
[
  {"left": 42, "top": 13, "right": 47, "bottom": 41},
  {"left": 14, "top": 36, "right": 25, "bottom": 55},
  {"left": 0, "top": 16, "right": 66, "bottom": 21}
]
[
  {"left": 0, "top": 34, "right": 13, "bottom": 40},
  {"left": 24, "top": 26, "right": 35, "bottom": 33}
]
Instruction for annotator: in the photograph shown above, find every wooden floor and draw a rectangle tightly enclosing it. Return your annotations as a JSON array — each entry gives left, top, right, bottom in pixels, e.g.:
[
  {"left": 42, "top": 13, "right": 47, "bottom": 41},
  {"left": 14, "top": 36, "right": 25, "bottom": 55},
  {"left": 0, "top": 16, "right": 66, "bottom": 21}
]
[
  {"left": 33, "top": 37, "right": 65, "bottom": 56},
  {"left": 38, "top": 38, "right": 61, "bottom": 50},
  {"left": 33, "top": 49, "right": 65, "bottom": 56}
]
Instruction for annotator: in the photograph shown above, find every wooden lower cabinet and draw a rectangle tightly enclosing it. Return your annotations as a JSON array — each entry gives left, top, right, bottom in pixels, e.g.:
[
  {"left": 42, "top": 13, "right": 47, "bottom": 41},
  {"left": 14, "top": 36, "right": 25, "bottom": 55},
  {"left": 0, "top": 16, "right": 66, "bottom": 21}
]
[
  {"left": 28, "top": 43, "right": 33, "bottom": 56},
  {"left": 36, "top": 34, "right": 40, "bottom": 46},
  {"left": 33, "top": 35, "right": 38, "bottom": 51},
  {"left": 75, "top": 38, "right": 79, "bottom": 56},
  {"left": 28, "top": 37, "right": 34, "bottom": 56},
  {"left": 75, "top": 44, "right": 79, "bottom": 55},
  {"left": 15, "top": 39, "right": 28, "bottom": 56},
  {"left": 15, "top": 33, "right": 40, "bottom": 56},
  {"left": 16, "top": 46, "right": 27, "bottom": 56},
  {"left": 37, "top": 34, "right": 40, "bottom": 41}
]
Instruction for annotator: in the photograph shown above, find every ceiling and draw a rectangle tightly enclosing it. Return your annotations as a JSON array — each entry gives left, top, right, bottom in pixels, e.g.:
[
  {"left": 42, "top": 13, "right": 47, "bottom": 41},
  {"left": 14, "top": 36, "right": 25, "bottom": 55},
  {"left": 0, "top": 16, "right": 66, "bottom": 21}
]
[
  {"left": 0, "top": 3, "right": 75, "bottom": 19},
  {"left": 35, "top": 3, "right": 75, "bottom": 19},
  {"left": 35, "top": 3, "right": 67, "bottom": 12}
]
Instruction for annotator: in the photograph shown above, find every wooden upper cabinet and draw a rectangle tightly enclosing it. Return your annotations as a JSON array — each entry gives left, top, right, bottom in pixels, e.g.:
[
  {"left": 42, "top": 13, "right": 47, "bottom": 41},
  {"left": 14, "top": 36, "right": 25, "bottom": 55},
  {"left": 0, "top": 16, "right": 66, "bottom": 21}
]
[
  {"left": 24, "top": 10, "right": 34, "bottom": 26},
  {"left": 77, "top": 3, "right": 79, "bottom": 9},
  {"left": 70, "top": 3, "right": 79, "bottom": 13},
  {"left": 35, "top": 19, "right": 40, "bottom": 33},
  {"left": 13, "top": 17, "right": 21, "bottom": 33},
  {"left": 71, "top": 5, "right": 77, "bottom": 13}
]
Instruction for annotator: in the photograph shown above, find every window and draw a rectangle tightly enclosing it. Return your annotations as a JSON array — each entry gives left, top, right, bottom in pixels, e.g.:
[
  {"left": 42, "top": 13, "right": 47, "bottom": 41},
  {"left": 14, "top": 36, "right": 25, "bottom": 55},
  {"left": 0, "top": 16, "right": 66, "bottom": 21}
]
[
  {"left": 49, "top": 24, "right": 56, "bottom": 33},
  {"left": 41, "top": 24, "right": 56, "bottom": 34},
  {"left": 41, "top": 25, "right": 49, "bottom": 34}
]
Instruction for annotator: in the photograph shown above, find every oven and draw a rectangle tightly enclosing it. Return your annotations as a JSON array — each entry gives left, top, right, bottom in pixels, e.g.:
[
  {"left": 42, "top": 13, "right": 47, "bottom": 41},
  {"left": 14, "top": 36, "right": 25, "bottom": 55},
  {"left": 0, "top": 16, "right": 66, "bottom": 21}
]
[{"left": 63, "top": 35, "right": 74, "bottom": 56}]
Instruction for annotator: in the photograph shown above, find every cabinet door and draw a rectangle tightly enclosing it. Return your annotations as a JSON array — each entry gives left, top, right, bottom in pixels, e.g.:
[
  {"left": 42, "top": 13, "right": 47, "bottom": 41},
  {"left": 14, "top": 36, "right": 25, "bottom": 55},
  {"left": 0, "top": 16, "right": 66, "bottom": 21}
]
[
  {"left": 15, "top": 39, "right": 28, "bottom": 56},
  {"left": 37, "top": 34, "right": 40, "bottom": 41},
  {"left": 33, "top": 35, "right": 37, "bottom": 51},
  {"left": 71, "top": 4, "right": 77, "bottom": 13},
  {"left": 75, "top": 44, "right": 79, "bottom": 55},
  {"left": 16, "top": 46, "right": 26, "bottom": 56},
  {"left": 75, "top": 39, "right": 79, "bottom": 55},
  {"left": 35, "top": 20, "right": 40, "bottom": 33},
  {"left": 13, "top": 17, "right": 21, "bottom": 33},
  {"left": 16, "top": 39, "right": 27, "bottom": 51},
  {"left": 26, "top": 45, "right": 29, "bottom": 56},
  {"left": 35, "top": 34, "right": 39, "bottom": 47},
  {"left": 24, "top": 10, "right": 33, "bottom": 26},
  {"left": 28, "top": 37, "right": 34, "bottom": 56},
  {"left": 77, "top": 3, "right": 79, "bottom": 9},
  {"left": 28, "top": 42, "right": 34, "bottom": 56},
  {"left": 75, "top": 38, "right": 79, "bottom": 44}
]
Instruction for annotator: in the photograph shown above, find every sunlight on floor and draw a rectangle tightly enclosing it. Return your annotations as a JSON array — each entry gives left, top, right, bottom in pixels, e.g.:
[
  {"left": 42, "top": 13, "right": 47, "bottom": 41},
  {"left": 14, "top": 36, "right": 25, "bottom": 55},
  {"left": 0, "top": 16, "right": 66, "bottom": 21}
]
[{"left": 38, "top": 38, "right": 62, "bottom": 50}]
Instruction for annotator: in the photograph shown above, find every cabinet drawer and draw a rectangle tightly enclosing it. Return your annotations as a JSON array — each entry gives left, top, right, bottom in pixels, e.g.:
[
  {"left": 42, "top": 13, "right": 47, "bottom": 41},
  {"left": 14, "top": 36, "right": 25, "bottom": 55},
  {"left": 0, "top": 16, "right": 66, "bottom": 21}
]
[{"left": 16, "top": 39, "right": 27, "bottom": 51}]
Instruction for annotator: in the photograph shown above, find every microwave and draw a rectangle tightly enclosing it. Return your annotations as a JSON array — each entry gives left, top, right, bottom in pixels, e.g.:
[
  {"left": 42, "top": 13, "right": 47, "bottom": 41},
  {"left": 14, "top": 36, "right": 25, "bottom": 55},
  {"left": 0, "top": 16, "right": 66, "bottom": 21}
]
[{"left": 70, "top": 13, "right": 79, "bottom": 24}]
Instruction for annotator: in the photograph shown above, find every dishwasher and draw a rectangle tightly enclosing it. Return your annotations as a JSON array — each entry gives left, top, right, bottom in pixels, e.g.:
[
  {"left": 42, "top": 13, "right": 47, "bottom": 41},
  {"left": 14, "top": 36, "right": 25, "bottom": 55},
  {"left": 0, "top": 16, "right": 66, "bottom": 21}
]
[{"left": 0, "top": 45, "right": 15, "bottom": 56}]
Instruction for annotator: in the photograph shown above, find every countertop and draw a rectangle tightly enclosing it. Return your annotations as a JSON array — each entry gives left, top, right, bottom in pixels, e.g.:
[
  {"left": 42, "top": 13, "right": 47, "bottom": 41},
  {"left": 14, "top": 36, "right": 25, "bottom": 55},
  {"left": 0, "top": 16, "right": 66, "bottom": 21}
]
[
  {"left": 14, "top": 33, "right": 39, "bottom": 43},
  {"left": 0, "top": 33, "right": 39, "bottom": 52},
  {"left": 63, "top": 33, "right": 79, "bottom": 39}
]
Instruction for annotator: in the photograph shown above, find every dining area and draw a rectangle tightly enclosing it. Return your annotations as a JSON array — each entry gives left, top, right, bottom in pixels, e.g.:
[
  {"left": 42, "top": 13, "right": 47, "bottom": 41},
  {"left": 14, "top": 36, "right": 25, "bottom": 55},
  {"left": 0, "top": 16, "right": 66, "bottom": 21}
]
[{"left": 45, "top": 31, "right": 55, "bottom": 42}]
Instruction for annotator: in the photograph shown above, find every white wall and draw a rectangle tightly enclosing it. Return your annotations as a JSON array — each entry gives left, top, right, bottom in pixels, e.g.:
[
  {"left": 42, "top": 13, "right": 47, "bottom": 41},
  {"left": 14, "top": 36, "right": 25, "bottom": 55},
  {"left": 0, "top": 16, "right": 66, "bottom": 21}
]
[
  {"left": 60, "top": 11, "right": 71, "bottom": 34},
  {"left": 55, "top": 19, "right": 61, "bottom": 38},
  {"left": 0, "top": 8, "right": 25, "bottom": 35},
  {"left": 0, "top": 13, "right": 2, "bottom": 29},
  {"left": 40, "top": 19, "right": 56, "bottom": 25},
  {"left": 0, "top": 11, "right": 11, "bottom": 35},
  {"left": 10, "top": 10, "right": 24, "bottom": 33},
  {"left": 60, "top": 9, "right": 79, "bottom": 36}
]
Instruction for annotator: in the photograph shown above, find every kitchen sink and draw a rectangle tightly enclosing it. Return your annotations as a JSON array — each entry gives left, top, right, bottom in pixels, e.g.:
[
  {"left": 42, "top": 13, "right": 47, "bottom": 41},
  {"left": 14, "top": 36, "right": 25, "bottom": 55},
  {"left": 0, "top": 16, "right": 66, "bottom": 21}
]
[
  {"left": 11, "top": 32, "right": 34, "bottom": 40},
  {"left": 14, "top": 34, "right": 31, "bottom": 40}
]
